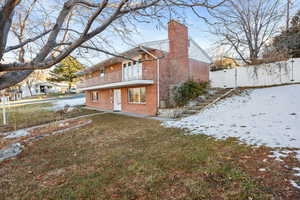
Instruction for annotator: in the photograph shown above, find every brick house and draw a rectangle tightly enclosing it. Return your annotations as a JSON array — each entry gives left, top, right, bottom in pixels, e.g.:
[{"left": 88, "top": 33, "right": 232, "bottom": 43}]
[{"left": 78, "top": 20, "right": 211, "bottom": 116}]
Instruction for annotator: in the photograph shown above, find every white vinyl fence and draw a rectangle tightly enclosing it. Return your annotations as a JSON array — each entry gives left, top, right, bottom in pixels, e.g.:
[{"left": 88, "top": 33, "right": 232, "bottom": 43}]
[{"left": 210, "top": 58, "right": 300, "bottom": 88}]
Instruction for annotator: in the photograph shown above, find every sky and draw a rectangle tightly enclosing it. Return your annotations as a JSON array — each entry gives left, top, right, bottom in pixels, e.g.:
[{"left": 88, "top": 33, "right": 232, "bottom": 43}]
[
  {"left": 3, "top": 0, "right": 300, "bottom": 67},
  {"left": 66, "top": 0, "right": 300, "bottom": 66},
  {"left": 80, "top": 17, "right": 217, "bottom": 66},
  {"left": 2, "top": 0, "right": 218, "bottom": 67},
  {"left": 77, "top": 2, "right": 220, "bottom": 66}
]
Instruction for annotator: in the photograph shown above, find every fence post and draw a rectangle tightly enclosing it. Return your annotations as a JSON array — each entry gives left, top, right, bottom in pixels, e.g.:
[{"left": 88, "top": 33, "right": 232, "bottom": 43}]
[
  {"left": 291, "top": 58, "right": 295, "bottom": 82},
  {"left": 1, "top": 96, "right": 8, "bottom": 125},
  {"left": 234, "top": 67, "right": 238, "bottom": 88}
]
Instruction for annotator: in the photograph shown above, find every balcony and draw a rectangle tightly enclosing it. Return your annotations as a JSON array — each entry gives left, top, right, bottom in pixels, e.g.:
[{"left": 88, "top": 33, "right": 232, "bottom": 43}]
[{"left": 77, "top": 70, "right": 154, "bottom": 91}]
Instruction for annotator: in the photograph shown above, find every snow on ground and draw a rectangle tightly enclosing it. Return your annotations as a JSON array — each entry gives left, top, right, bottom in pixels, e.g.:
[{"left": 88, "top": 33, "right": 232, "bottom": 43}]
[
  {"left": 0, "top": 143, "right": 22, "bottom": 162},
  {"left": 164, "top": 85, "right": 300, "bottom": 148},
  {"left": 293, "top": 168, "right": 300, "bottom": 177},
  {"left": 49, "top": 97, "right": 85, "bottom": 111},
  {"left": 4, "top": 129, "right": 29, "bottom": 139},
  {"left": 290, "top": 180, "right": 300, "bottom": 189},
  {"left": 164, "top": 84, "right": 300, "bottom": 189}
]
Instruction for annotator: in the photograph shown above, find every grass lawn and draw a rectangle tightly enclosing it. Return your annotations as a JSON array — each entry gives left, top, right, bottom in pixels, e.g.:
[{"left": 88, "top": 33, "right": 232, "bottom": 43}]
[
  {"left": 0, "top": 103, "right": 98, "bottom": 132},
  {"left": 1, "top": 113, "right": 299, "bottom": 199}
]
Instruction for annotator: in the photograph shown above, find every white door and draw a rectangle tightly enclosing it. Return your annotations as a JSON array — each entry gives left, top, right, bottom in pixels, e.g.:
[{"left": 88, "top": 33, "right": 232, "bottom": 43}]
[{"left": 113, "top": 89, "right": 121, "bottom": 111}]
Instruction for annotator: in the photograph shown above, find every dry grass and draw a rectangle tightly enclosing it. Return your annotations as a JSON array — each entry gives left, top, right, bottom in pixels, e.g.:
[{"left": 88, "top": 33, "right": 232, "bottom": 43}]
[
  {"left": 0, "top": 103, "right": 98, "bottom": 132},
  {"left": 1, "top": 113, "right": 300, "bottom": 199}
]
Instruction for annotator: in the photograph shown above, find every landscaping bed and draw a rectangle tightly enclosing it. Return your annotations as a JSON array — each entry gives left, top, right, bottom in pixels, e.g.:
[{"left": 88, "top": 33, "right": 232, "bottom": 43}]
[{"left": 0, "top": 117, "right": 92, "bottom": 163}]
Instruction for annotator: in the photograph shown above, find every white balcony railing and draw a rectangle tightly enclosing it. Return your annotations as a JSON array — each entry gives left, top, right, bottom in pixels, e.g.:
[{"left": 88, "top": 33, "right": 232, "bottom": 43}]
[{"left": 77, "top": 69, "right": 154, "bottom": 89}]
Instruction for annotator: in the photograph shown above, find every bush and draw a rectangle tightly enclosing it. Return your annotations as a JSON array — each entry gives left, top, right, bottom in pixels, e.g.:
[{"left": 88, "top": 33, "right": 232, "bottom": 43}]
[{"left": 172, "top": 81, "right": 209, "bottom": 107}]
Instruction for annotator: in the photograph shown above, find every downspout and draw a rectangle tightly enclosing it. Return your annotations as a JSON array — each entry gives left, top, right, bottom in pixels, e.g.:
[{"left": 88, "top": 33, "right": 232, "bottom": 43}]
[{"left": 138, "top": 46, "right": 161, "bottom": 110}]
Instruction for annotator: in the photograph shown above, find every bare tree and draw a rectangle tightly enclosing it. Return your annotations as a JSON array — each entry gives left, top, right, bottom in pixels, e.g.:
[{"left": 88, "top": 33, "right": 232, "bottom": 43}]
[
  {"left": 0, "top": 0, "right": 225, "bottom": 90},
  {"left": 208, "top": 0, "right": 284, "bottom": 64}
]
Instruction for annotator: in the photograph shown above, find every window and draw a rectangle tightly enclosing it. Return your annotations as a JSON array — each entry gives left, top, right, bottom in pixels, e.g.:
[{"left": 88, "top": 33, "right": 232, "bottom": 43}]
[
  {"left": 122, "top": 60, "right": 142, "bottom": 81},
  {"left": 91, "top": 91, "right": 99, "bottom": 102},
  {"left": 128, "top": 87, "right": 146, "bottom": 103},
  {"left": 87, "top": 73, "right": 93, "bottom": 79},
  {"left": 99, "top": 69, "right": 105, "bottom": 78}
]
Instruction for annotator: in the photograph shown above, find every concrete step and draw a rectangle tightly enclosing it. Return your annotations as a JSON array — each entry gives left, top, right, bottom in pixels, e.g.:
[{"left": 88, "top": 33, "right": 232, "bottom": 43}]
[
  {"left": 195, "top": 102, "right": 210, "bottom": 106},
  {"left": 212, "top": 91, "right": 229, "bottom": 95},
  {"left": 186, "top": 105, "right": 207, "bottom": 110},
  {"left": 182, "top": 110, "right": 199, "bottom": 115},
  {"left": 206, "top": 95, "right": 221, "bottom": 99},
  {"left": 181, "top": 114, "right": 191, "bottom": 118}
]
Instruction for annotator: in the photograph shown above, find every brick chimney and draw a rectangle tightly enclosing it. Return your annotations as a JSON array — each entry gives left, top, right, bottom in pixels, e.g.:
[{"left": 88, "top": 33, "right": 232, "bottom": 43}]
[
  {"left": 167, "top": 20, "right": 190, "bottom": 83},
  {"left": 168, "top": 20, "right": 189, "bottom": 59}
]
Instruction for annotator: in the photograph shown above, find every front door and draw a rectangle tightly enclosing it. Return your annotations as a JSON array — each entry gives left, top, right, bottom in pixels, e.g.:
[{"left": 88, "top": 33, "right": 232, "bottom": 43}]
[{"left": 113, "top": 89, "right": 121, "bottom": 111}]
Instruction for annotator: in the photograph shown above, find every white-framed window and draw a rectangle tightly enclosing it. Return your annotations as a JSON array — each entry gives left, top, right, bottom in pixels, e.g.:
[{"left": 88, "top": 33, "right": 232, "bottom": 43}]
[
  {"left": 128, "top": 87, "right": 146, "bottom": 104},
  {"left": 122, "top": 59, "right": 142, "bottom": 81},
  {"left": 87, "top": 74, "right": 93, "bottom": 79},
  {"left": 91, "top": 91, "right": 99, "bottom": 102},
  {"left": 99, "top": 69, "right": 105, "bottom": 78}
]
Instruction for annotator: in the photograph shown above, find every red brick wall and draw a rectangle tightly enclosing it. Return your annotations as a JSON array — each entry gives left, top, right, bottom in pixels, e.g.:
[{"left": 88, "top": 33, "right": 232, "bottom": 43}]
[
  {"left": 85, "top": 85, "right": 157, "bottom": 116},
  {"left": 121, "top": 85, "right": 157, "bottom": 116},
  {"left": 84, "top": 20, "right": 209, "bottom": 114},
  {"left": 84, "top": 54, "right": 158, "bottom": 116},
  {"left": 85, "top": 89, "right": 113, "bottom": 110},
  {"left": 189, "top": 58, "right": 209, "bottom": 82},
  {"left": 157, "top": 21, "right": 210, "bottom": 103}
]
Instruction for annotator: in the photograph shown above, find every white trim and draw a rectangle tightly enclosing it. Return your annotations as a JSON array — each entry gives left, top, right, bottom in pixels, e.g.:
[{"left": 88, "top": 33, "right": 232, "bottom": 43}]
[
  {"left": 113, "top": 89, "right": 122, "bottom": 111},
  {"left": 78, "top": 80, "right": 154, "bottom": 91}
]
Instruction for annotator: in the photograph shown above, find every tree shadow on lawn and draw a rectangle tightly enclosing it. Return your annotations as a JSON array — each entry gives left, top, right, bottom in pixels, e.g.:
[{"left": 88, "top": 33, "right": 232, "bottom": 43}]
[{"left": 0, "top": 113, "right": 299, "bottom": 200}]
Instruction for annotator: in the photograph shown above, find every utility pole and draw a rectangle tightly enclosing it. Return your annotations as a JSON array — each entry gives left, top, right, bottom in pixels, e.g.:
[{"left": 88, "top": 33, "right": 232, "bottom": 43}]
[
  {"left": 287, "top": 0, "right": 290, "bottom": 31},
  {"left": 286, "top": 0, "right": 291, "bottom": 31}
]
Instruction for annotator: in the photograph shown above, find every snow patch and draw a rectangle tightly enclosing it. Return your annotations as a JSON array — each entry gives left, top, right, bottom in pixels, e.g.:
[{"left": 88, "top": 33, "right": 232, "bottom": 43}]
[
  {"left": 0, "top": 143, "right": 23, "bottom": 162},
  {"left": 293, "top": 168, "right": 300, "bottom": 177},
  {"left": 268, "top": 150, "right": 293, "bottom": 162},
  {"left": 290, "top": 180, "right": 300, "bottom": 190},
  {"left": 164, "top": 85, "right": 300, "bottom": 159},
  {"left": 48, "top": 97, "right": 85, "bottom": 111},
  {"left": 4, "top": 129, "right": 29, "bottom": 139},
  {"left": 259, "top": 168, "right": 267, "bottom": 172}
]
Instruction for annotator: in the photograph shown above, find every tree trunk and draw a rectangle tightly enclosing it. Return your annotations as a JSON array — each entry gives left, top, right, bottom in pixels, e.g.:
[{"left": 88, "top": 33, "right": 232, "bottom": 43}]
[
  {"left": 68, "top": 82, "right": 72, "bottom": 93},
  {"left": 26, "top": 81, "right": 33, "bottom": 96}
]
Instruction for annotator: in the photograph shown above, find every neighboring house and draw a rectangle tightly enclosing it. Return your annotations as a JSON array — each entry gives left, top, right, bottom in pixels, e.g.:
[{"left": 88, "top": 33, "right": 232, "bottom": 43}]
[
  {"left": 211, "top": 57, "right": 240, "bottom": 71},
  {"left": 0, "top": 87, "right": 22, "bottom": 101},
  {"left": 78, "top": 20, "right": 211, "bottom": 116},
  {"left": 21, "top": 82, "right": 69, "bottom": 97}
]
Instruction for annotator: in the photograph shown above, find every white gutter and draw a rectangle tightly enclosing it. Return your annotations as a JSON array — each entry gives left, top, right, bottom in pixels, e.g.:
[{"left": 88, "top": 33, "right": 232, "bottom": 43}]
[
  {"left": 78, "top": 80, "right": 154, "bottom": 91},
  {"left": 138, "top": 46, "right": 160, "bottom": 109}
]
